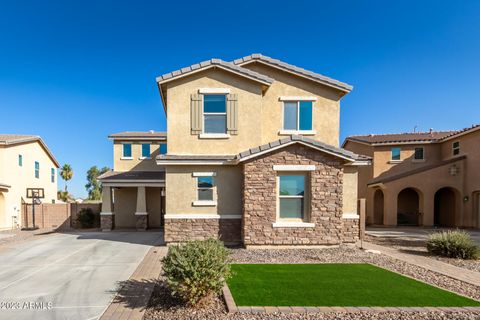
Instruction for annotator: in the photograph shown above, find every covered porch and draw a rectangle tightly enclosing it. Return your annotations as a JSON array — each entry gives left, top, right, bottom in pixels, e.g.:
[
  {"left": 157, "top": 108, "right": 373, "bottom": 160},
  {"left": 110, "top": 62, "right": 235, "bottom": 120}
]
[{"left": 99, "top": 171, "right": 165, "bottom": 231}]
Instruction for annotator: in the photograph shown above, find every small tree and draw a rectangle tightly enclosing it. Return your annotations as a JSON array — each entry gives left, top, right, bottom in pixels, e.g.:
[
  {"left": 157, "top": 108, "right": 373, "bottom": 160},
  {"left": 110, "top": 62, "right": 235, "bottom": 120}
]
[
  {"left": 60, "top": 164, "right": 73, "bottom": 192},
  {"left": 85, "top": 166, "right": 110, "bottom": 200}
]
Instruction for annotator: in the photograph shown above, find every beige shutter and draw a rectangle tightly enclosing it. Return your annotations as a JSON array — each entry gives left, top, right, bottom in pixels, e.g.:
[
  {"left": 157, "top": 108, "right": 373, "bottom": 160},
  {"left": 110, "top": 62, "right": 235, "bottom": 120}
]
[
  {"left": 226, "top": 94, "right": 238, "bottom": 135},
  {"left": 191, "top": 94, "right": 203, "bottom": 134}
]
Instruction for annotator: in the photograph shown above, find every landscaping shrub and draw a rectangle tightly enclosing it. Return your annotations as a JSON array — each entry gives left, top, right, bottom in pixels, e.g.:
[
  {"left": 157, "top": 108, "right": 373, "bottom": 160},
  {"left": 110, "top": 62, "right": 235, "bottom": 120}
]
[
  {"left": 76, "top": 208, "right": 98, "bottom": 228},
  {"left": 162, "top": 238, "right": 231, "bottom": 306},
  {"left": 426, "top": 230, "right": 479, "bottom": 259}
]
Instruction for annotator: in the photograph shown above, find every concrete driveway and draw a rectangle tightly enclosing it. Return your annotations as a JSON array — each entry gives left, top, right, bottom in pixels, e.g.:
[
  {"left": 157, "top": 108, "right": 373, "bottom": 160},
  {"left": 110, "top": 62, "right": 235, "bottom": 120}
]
[
  {"left": 0, "top": 231, "right": 162, "bottom": 320},
  {"left": 366, "top": 227, "right": 480, "bottom": 245}
]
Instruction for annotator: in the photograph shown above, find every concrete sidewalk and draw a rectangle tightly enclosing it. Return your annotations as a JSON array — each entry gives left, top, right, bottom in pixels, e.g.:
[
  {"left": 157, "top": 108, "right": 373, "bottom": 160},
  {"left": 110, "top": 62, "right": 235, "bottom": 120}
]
[{"left": 363, "top": 242, "right": 480, "bottom": 287}]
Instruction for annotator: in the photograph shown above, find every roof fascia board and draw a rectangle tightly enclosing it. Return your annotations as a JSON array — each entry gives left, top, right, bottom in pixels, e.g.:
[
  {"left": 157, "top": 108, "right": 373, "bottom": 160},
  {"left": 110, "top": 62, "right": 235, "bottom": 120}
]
[
  {"left": 156, "top": 160, "right": 233, "bottom": 166},
  {"left": 237, "top": 141, "right": 356, "bottom": 163},
  {"left": 237, "top": 59, "right": 351, "bottom": 93},
  {"left": 441, "top": 126, "right": 480, "bottom": 142}
]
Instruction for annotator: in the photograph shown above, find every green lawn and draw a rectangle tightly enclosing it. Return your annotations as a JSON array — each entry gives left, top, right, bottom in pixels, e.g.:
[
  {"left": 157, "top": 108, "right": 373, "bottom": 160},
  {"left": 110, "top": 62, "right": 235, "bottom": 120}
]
[{"left": 227, "top": 263, "right": 480, "bottom": 307}]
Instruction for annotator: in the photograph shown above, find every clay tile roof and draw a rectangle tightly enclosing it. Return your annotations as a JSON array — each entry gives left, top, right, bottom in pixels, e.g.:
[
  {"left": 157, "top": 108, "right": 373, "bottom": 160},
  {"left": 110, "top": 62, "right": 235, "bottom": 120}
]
[
  {"left": 155, "top": 58, "right": 274, "bottom": 85},
  {"left": 232, "top": 53, "right": 353, "bottom": 92},
  {"left": 98, "top": 170, "right": 165, "bottom": 181},
  {"left": 346, "top": 131, "right": 456, "bottom": 145},
  {"left": 235, "top": 135, "right": 370, "bottom": 162},
  {"left": 108, "top": 131, "right": 167, "bottom": 140}
]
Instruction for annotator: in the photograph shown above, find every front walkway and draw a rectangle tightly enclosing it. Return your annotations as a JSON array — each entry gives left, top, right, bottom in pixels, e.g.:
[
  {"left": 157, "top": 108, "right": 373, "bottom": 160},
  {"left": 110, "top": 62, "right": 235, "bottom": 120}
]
[
  {"left": 100, "top": 238, "right": 167, "bottom": 320},
  {"left": 362, "top": 241, "right": 480, "bottom": 287}
]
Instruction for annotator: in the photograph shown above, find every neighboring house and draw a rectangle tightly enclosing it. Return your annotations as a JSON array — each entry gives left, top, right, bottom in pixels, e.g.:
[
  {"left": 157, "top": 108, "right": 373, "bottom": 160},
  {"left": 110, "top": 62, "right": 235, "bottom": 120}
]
[
  {"left": 343, "top": 125, "right": 480, "bottom": 228},
  {"left": 99, "top": 54, "right": 370, "bottom": 246},
  {"left": 0, "top": 135, "right": 59, "bottom": 229}
]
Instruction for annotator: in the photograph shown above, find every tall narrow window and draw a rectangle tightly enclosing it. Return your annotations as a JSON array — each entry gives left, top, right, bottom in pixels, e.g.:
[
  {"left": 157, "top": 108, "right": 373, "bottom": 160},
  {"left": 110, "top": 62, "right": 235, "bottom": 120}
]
[
  {"left": 18, "top": 154, "right": 22, "bottom": 167},
  {"left": 452, "top": 141, "right": 460, "bottom": 156},
  {"left": 391, "top": 147, "right": 401, "bottom": 161},
  {"left": 122, "top": 143, "right": 132, "bottom": 158},
  {"left": 197, "top": 176, "right": 214, "bottom": 201},
  {"left": 159, "top": 143, "right": 167, "bottom": 155},
  {"left": 278, "top": 175, "right": 305, "bottom": 219},
  {"left": 35, "top": 161, "right": 40, "bottom": 179},
  {"left": 51, "top": 168, "right": 55, "bottom": 183},
  {"left": 141, "top": 143, "right": 150, "bottom": 158},
  {"left": 203, "top": 95, "right": 227, "bottom": 134},
  {"left": 414, "top": 147, "right": 424, "bottom": 160},
  {"left": 283, "top": 101, "right": 313, "bottom": 131}
]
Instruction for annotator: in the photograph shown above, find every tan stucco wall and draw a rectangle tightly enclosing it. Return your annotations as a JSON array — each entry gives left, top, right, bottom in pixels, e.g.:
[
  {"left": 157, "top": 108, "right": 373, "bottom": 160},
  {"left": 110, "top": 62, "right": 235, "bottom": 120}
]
[
  {"left": 243, "top": 63, "right": 342, "bottom": 147},
  {"left": 0, "top": 142, "right": 58, "bottom": 229},
  {"left": 113, "top": 141, "right": 166, "bottom": 171},
  {"left": 166, "top": 69, "right": 264, "bottom": 155},
  {"left": 342, "top": 141, "right": 373, "bottom": 199},
  {"left": 343, "top": 166, "right": 358, "bottom": 215},
  {"left": 113, "top": 187, "right": 163, "bottom": 228},
  {"left": 165, "top": 165, "right": 242, "bottom": 216}
]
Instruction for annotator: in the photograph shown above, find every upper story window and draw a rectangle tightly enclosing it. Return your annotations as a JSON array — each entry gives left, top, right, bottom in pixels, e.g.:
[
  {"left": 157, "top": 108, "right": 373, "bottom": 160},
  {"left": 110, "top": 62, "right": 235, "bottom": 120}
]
[
  {"left": 283, "top": 101, "right": 313, "bottom": 132},
  {"left": 51, "top": 168, "right": 55, "bottom": 183},
  {"left": 122, "top": 143, "right": 132, "bottom": 158},
  {"left": 159, "top": 143, "right": 167, "bottom": 155},
  {"left": 203, "top": 95, "right": 227, "bottom": 134},
  {"left": 414, "top": 147, "right": 424, "bottom": 160},
  {"left": 278, "top": 174, "right": 306, "bottom": 220},
  {"left": 34, "top": 161, "right": 39, "bottom": 179},
  {"left": 141, "top": 143, "right": 150, "bottom": 158},
  {"left": 18, "top": 154, "right": 22, "bottom": 167},
  {"left": 452, "top": 141, "right": 460, "bottom": 156},
  {"left": 391, "top": 147, "right": 401, "bottom": 161}
]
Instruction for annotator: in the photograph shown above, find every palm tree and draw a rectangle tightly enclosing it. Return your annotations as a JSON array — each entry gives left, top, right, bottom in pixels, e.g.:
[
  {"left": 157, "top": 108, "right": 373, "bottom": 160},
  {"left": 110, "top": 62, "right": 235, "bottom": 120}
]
[{"left": 60, "top": 164, "right": 73, "bottom": 192}]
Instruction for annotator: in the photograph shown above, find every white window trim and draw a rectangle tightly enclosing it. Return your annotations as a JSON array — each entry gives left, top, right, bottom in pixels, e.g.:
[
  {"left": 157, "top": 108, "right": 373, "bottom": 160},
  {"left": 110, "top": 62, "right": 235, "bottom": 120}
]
[
  {"left": 199, "top": 133, "right": 230, "bottom": 139},
  {"left": 342, "top": 213, "right": 360, "bottom": 219},
  {"left": 272, "top": 222, "right": 315, "bottom": 228},
  {"left": 279, "top": 96, "right": 317, "bottom": 101},
  {"left": 279, "top": 129, "right": 316, "bottom": 136},
  {"left": 273, "top": 165, "right": 315, "bottom": 171},
  {"left": 282, "top": 100, "right": 314, "bottom": 132},
  {"left": 192, "top": 200, "right": 217, "bottom": 206},
  {"left": 199, "top": 88, "right": 231, "bottom": 94},
  {"left": 202, "top": 94, "right": 228, "bottom": 135},
  {"left": 388, "top": 160, "right": 402, "bottom": 164},
  {"left": 193, "top": 172, "right": 217, "bottom": 177},
  {"left": 120, "top": 157, "right": 133, "bottom": 160},
  {"left": 139, "top": 157, "right": 151, "bottom": 160},
  {"left": 277, "top": 174, "right": 308, "bottom": 222}
]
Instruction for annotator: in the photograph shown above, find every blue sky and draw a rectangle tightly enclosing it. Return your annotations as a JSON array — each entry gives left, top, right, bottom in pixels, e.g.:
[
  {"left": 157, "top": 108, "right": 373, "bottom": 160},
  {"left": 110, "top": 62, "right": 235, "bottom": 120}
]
[{"left": 1, "top": 1, "right": 479, "bottom": 197}]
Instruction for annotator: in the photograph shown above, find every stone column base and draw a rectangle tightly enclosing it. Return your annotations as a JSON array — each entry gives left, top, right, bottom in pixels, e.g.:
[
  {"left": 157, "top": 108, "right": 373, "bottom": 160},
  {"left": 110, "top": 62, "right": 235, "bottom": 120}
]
[
  {"left": 135, "top": 213, "right": 148, "bottom": 231},
  {"left": 100, "top": 213, "right": 114, "bottom": 231}
]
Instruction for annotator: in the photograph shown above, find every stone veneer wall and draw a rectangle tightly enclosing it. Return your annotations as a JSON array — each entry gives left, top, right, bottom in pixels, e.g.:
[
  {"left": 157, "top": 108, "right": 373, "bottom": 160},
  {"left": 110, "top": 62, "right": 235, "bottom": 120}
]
[
  {"left": 243, "top": 144, "right": 359, "bottom": 245},
  {"left": 164, "top": 218, "right": 242, "bottom": 244}
]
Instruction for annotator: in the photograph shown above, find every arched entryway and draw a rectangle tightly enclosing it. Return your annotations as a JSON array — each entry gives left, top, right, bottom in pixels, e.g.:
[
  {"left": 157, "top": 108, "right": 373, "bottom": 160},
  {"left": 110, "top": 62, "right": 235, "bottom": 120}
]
[
  {"left": 434, "top": 187, "right": 457, "bottom": 227},
  {"left": 397, "top": 188, "right": 420, "bottom": 226},
  {"left": 373, "top": 189, "right": 384, "bottom": 225}
]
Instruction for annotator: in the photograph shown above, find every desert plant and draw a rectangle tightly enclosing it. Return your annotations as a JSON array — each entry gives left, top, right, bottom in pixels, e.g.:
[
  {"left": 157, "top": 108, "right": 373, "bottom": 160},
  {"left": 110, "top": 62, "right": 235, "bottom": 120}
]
[
  {"left": 162, "top": 238, "right": 231, "bottom": 306},
  {"left": 426, "top": 230, "right": 479, "bottom": 259},
  {"left": 76, "top": 208, "right": 98, "bottom": 228}
]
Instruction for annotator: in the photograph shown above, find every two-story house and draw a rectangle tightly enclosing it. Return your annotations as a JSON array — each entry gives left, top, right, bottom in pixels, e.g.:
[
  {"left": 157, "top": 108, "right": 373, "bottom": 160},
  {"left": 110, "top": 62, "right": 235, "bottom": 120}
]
[
  {"left": 343, "top": 125, "right": 480, "bottom": 229},
  {"left": 0, "top": 135, "right": 59, "bottom": 229},
  {"left": 99, "top": 54, "right": 370, "bottom": 247}
]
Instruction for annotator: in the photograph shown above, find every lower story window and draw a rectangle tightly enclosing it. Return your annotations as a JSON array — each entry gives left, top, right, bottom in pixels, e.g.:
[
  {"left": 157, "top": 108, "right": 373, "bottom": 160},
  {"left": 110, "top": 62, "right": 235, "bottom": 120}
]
[
  {"left": 197, "top": 176, "right": 214, "bottom": 201},
  {"left": 278, "top": 174, "right": 306, "bottom": 219}
]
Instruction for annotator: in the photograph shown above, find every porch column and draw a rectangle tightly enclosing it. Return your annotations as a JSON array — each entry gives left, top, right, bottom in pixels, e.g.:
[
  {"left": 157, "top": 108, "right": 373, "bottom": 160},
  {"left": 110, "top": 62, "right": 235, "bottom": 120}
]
[
  {"left": 135, "top": 186, "right": 148, "bottom": 231},
  {"left": 422, "top": 191, "right": 435, "bottom": 226},
  {"left": 100, "top": 186, "right": 114, "bottom": 231},
  {"left": 383, "top": 189, "right": 397, "bottom": 226}
]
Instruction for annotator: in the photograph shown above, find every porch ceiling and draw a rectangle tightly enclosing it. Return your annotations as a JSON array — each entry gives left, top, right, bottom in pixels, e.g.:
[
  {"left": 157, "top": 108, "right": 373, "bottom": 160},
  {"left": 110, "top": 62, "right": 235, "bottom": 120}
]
[{"left": 98, "top": 171, "right": 165, "bottom": 187}]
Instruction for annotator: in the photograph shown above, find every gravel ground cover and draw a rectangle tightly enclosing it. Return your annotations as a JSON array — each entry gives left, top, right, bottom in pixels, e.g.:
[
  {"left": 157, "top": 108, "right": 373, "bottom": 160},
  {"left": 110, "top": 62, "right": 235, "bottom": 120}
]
[
  {"left": 365, "top": 235, "right": 480, "bottom": 273},
  {"left": 144, "top": 246, "right": 480, "bottom": 320}
]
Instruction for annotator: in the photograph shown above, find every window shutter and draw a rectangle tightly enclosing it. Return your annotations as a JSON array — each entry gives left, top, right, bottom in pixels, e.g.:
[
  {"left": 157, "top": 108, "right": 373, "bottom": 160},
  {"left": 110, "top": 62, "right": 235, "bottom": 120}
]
[
  {"left": 226, "top": 94, "right": 238, "bottom": 135},
  {"left": 191, "top": 94, "right": 203, "bottom": 134}
]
